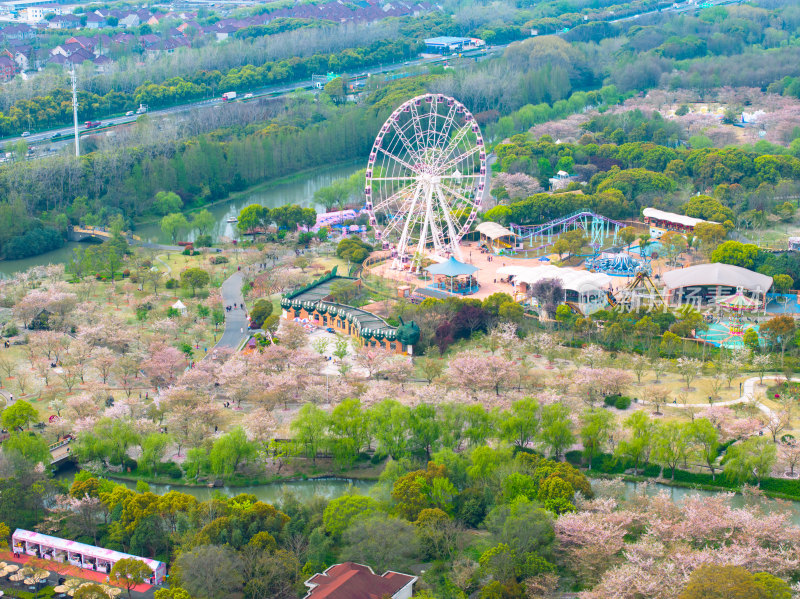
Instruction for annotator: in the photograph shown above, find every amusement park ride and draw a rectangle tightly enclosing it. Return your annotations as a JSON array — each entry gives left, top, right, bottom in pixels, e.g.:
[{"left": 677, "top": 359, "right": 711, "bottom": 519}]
[{"left": 364, "top": 94, "right": 486, "bottom": 272}]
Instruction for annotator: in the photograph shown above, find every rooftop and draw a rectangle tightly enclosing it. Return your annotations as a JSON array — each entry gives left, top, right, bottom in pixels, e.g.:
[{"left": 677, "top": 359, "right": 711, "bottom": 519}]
[
  {"left": 304, "top": 562, "right": 416, "bottom": 599},
  {"left": 642, "top": 207, "right": 718, "bottom": 228},
  {"left": 424, "top": 35, "right": 471, "bottom": 45},
  {"left": 661, "top": 263, "right": 773, "bottom": 293}
]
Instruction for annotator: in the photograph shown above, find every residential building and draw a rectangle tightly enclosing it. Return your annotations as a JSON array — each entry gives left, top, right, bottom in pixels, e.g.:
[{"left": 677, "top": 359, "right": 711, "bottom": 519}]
[
  {"left": 84, "top": 12, "right": 106, "bottom": 28},
  {"left": 0, "top": 55, "right": 16, "bottom": 81},
  {"left": 2, "top": 23, "right": 35, "bottom": 40},
  {"left": 303, "top": 562, "right": 416, "bottom": 599},
  {"left": 118, "top": 13, "right": 139, "bottom": 28},
  {"left": 48, "top": 14, "right": 81, "bottom": 29}
]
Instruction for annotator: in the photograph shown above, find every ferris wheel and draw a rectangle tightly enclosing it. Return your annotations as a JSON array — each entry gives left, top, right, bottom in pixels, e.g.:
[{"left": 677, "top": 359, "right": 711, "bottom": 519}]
[{"left": 365, "top": 94, "right": 486, "bottom": 272}]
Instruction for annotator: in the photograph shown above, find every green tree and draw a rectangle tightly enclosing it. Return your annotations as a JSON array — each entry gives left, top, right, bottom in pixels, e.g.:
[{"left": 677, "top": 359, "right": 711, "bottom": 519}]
[
  {"left": 710, "top": 240, "right": 759, "bottom": 269},
  {"left": 323, "top": 77, "right": 346, "bottom": 104},
  {"left": 180, "top": 268, "right": 210, "bottom": 296},
  {"left": 479, "top": 542, "right": 516, "bottom": 582},
  {"left": 773, "top": 274, "right": 794, "bottom": 295},
  {"left": 688, "top": 418, "right": 720, "bottom": 480},
  {"left": 340, "top": 514, "right": 419, "bottom": 572},
  {"left": 237, "top": 204, "right": 269, "bottom": 234},
  {"left": 539, "top": 404, "right": 574, "bottom": 458},
  {"left": 73, "top": 583, "right": 113, "bottom": 599},
  {"left": 291, "top": 404, "right": 329, "bottom": 462},
  {"left": 110, "top": 558, "right": 154, "bottom": 599},
  {"left": 614, "top": 411, "right": 653, "bottom": 474},
  {"left": 1, "top": 400, "right": 38, "bottom": 430},
  {"left": 249, "top": 299, "right": 273, "bottom": 329},
  {"left": 761, "top": 315, "right": 796, "bottom": 366},
  {"left": 323, "top": 494, "right": 379, "bottom": 538},
  {"left": 724, "top": 436, "right": 777, "bottom": 487},
  {"left": 141, "top": 433, "right": 171, "bottom": 475},
  {"left": 678, "top": 564, "right": 790, "bottom": 599},
  {"left": 653, "top": 421, "right": 690, "bottom": 479},
  {"left": 161, "top": 213, "right": 189, "bottom": 244},
  {"left": 153, "top": 191, "right": 183, "bottom": 216},
  {"left": 500, "top": 397, "right": 540, "bottom": 449},
  {"left": 580, "top": 408, "right": 613, "bottom": 469},
  {"left": 3, "top": 432, "right": 50, "bottom": 464},
  {"left": 209, "top": 427, "right": 257, "bottom": 478},
  {"left": 191, "top": 209, "right": 215, "bottom": 236},
  {"left": 618, "top": 226, "right": 637, "bottom": 248}
]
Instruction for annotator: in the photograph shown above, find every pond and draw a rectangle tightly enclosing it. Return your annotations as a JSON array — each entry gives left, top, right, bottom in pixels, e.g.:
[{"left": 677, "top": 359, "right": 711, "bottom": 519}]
[
  {"left": 118, "top": 477, "right": 375, "bottom": 503},
  {"left": 55, "top": 464, "right": 800, "bottom": 524},
  {"left": 0, "top": 160, "right": 362, "bottom": 278}
]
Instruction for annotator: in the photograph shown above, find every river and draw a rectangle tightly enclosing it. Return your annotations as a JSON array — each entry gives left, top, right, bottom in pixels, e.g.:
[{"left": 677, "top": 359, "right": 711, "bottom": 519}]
[
  {"left": 0, "top": 161, "right": 362, "bottom": 278},
  {"left": 53, "top": 464, "right": 800, "bottom": 525}
]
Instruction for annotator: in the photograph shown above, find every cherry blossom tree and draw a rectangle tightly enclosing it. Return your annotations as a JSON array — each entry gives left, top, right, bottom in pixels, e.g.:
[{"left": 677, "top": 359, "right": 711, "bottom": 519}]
[
  {"left": 246, "top": 407, "right": 277, "bottom": 464},
  {"left": 447, "top": 350, "right": 518, "bottom": 396},
  {"left": 93, "top": 348, "right": 116, "bottom": 384},
  {"left": 353, "top": 347, "right": 393, "bottom": 379},
  {"left": 143, "top": 344, "right": 186, "bottom": 389},
  {"left": 778, "top": 438, "right": 800, "bottom": 476},
  {"left": 494, "top": 172, "right": 543, "bottom": 200}
]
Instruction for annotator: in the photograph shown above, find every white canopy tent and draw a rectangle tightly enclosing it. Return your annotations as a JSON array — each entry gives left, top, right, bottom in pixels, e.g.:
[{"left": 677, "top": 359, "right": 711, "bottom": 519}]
[{"left": 497, "top": 265, "right": 612, "bottom": 294}]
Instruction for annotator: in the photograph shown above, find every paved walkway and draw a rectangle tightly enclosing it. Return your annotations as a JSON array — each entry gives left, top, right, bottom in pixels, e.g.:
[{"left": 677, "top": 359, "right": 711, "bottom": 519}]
[
  {"left": 643, "top": 376, "right": 786, "bottom": 422},
  {"left": 212, "top": 271, "right": 248, "bottom": 350},
  {"left": 0, "top": 551, "right": 155, "bottom": 597}
]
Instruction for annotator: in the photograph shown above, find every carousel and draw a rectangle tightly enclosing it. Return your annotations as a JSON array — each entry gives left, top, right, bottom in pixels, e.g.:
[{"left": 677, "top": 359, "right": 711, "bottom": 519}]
[{"left": 696, "top": 288, "right": 761, "bottom": 348}]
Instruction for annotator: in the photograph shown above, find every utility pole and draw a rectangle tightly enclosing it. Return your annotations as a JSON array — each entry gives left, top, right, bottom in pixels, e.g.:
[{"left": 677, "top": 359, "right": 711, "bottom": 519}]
[{"left": 71, "top": 65, "right": 79, "bottom": 158}]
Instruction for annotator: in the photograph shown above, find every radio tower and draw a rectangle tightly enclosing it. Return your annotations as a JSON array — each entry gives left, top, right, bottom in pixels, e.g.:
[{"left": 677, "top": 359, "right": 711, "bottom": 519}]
[{"left": 71, "top": 65, "right": 79, "bottom": 157}]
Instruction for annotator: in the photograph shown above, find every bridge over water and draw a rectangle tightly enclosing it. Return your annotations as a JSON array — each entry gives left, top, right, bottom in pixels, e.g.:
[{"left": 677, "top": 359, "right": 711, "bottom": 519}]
[{"left": 68, "top": 226, "right": 141, "bottom": 243}]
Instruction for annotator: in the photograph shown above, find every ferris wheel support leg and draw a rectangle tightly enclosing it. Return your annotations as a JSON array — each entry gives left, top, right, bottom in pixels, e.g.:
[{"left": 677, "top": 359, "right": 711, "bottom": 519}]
[
  {"left": 413, "top": 182, "right": 436, "bottom": 273},
  {"left": 435, "top": 184, "right": 464, "bottom": 261},
  {"left": 396, "top": 183, "right": 424, "bottom": 271}
]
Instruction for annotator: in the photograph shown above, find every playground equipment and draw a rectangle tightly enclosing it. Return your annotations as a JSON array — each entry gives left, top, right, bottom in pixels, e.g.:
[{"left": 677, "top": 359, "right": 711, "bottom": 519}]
[
  {"left": 510, "top": 211, "right": 624, "bottom": 251},
  {"left": 586, "top": 253, "right": 649, "bottom": 276},
  {"left": 714, "top": 288, "right": 760, "bottom": 336},
  {"left": 609, "top": 271, "right": 666, "bottom": 311}
]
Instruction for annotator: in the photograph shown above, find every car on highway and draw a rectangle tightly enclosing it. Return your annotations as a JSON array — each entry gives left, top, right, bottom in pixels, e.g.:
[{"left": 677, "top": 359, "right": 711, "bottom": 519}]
[
  {"left": 125, "top": 111, "right": 135, "bottom": 116},
  {"left": 21, "top": 131, "right": 30, "bottom": 137},
  {"left": 51, "top": 132, "right": 62, "bottom": 139},
  {"left": 243, "top": 93, "right": 254, "bottom": 99}
]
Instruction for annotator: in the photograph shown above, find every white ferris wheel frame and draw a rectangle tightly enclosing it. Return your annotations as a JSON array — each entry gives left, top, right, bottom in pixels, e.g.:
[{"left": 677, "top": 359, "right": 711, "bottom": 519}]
[{"left": 364, "top": 94, "right": 486, "bottom": 272}]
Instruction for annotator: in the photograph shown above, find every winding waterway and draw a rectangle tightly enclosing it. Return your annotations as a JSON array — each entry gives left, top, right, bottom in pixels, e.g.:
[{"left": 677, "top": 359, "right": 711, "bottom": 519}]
[
  {"left": 0, "top": 161, "right": 362, "bottom": 278},
  {"left": 53, "top": 465, "right": 800, "bottom": 525}
]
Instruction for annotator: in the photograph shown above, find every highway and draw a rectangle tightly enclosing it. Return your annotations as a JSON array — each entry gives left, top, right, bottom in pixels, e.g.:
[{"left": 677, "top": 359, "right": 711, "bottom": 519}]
[
  {"left": 2, "top": 45, "right": 500, "bottom": 151},
  {"left": 1, "top": 0, "right": 742, "bottom": 153}
]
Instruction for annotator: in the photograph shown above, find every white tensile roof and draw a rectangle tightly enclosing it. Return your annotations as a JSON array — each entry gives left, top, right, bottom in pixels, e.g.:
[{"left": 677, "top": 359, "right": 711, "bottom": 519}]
[
  {"left": 642, "top": 207, "right": 718, "bottom": 227},
  {"left": 496, "top": 265, "right": 612, "bottom": 293},
  {"left": 661, "top": 263, "right": 773, "bottom": 293},
  {"left": 476, "top": 222, "right": 515, "bottom": 239},
  {"left": 12, "top": 529, "right": 163, "bottom": 571}
]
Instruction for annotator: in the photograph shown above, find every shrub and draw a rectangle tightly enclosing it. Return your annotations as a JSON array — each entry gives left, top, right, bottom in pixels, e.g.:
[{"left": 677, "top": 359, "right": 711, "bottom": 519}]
[
  {"left": 614, "top": 396, "right": 631, "bottom": 410},
  {"left": 157, "top": 461, "right": 183, "bottom": 479},
  {"left": 336, "top": 236, "right": 373, "bottom": 263},
  {"left": 210, "top": 255, "right": 228, "bottom": 264},
  {"left": 165, "top": 278, "right": 178, "bottom": 289},
  {"left": 122, "top": 269, "right": 130, "bottom": 277},
  {"left": 122, "top": 457, "right": 138, "bottom": 471},
  {"left": 195, "top": 234, "right": 212, "bottom": 247}
]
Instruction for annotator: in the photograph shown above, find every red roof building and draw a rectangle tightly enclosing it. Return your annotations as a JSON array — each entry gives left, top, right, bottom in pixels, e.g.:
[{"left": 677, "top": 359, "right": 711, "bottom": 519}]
[{"left": 303, "top": 562, "right": 416, "bottom": 599}]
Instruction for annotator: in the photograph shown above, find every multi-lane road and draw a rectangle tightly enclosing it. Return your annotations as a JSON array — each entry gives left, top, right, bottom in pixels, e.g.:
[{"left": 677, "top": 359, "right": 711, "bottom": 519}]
[
  {"left": 2, "top": 0, "right": 743, "bottom": 154},
  {"left": 2, "top": 46, "right": 500, "bottom": 152}
]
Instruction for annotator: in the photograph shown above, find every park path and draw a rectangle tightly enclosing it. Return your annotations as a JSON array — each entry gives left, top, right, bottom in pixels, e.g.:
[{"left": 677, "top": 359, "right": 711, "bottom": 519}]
[
  {"left": 641, "top": 376, "right": 789, "bottom": 422},
  {"left": 211, "top": 271, "right": 248, "bottom": 351}
]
